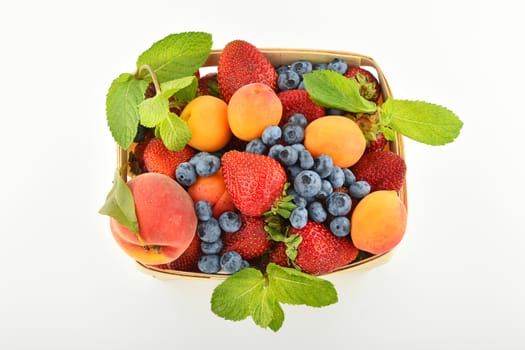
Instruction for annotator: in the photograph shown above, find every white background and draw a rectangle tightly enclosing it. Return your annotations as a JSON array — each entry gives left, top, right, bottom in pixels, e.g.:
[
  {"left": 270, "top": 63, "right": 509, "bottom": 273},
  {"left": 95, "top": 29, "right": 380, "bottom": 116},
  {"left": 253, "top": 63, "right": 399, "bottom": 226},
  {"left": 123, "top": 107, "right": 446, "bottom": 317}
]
[{"left": 1, "top": 0, "right": 524, "bottom": 349}]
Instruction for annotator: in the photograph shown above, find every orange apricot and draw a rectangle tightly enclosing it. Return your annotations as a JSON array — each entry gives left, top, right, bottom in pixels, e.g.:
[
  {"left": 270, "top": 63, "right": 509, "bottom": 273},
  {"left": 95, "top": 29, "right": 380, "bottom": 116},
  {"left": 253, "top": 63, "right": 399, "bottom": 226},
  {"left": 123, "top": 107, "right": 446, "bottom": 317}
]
[
  {"left": 180, "top": 95, "right": 231, "bottom": 152},
  {"left": 350, "top": 190, "right": 407, "bottom": 254},
  {"left": 187, "top": 169, "right": 236, "bottom": 218},
  {"left": 227, "top": 82, "right": 282, "bottom": 141},
  {"left": 304, "top": 115, "right": 366, "bottom": 167}
]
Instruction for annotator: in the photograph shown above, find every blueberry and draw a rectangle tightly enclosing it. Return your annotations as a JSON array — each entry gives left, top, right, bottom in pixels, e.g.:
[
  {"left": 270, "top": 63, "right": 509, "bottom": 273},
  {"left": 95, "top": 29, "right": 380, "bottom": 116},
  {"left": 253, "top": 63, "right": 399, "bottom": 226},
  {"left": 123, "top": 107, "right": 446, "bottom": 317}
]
[
  {"left": 288, "top": 113, "right": 308, "bottom": 128},
  {"left": 289, "top": 207, "right": 308, "bottom": 229},
  {"left": 298, "top": 149, "right": 315, "bottom": 169},
  {"left": 291, "top": 60, "right": 313, "bottom": 76},
  {"left": 175, "top": 162, "right": 197, "bottom": 186},
  {"left": 314, "top": 154, "right": 334, "bottom": 178},
  {"left": 328, "top": 166, "right": 345, "bottom": 188},
  {"left": 282, "top": 124, "right": 304, "bottom": 145},
  {"left": 194, "top": 154, "right": 220, "bottom": 177},
  {"left": 220, "top": 251, "right": 244, "bottom": 274},
  {"left": 349, "top": 180, "right": 371, "bottom": 199},
  {"left": 292, "top": 194, "right": 308, "bottom": 208},
  {"left": 218, "top": 211, "right": 242, "bottom": 233},
  {"left": 286, "top": 164, "right": 303, "bottom": 181},
  {"left": 313, "top": 63, "right": 328, "bottom": 71},
  {"left": 327, "top": 58, "right": 348, "bottom": 74},
  {"left": 326, "top": 192, "right": 352, "bottom": 216},
  {"left": 198, "top": 254, "right": 221, "bottom": 273},
  {"left": 197, "top": 218, "right": 221, "bottom": 243},
  {"left": 329, "top": 216, "right": 350, "bottom": 237},
  {"left": 297, "top": 80, "right": 306, "bottom": 90},
  {"left": 307, "top": 201, "right": 327, "bottom": 223},
  {"left": 342, "top": 168, "right": 356, "bottom": 186},
  {"left": 316, "top": 179, "right": 333, "bottom": 199},
  {"left": 241, "top": 260, "right": 250, "bottom": 269},
  {"left": 201, "top": 239, "right": 223, "bottom": 255},
  {"left": 261, "top": 125, "right": 282, "bottom": 145},
  {"left": 290, "top": 143, "right": 306, "bottom": 152},
  {"left": 278, "top": 145, "right": 299, "bottom": 166},
  {"left": 277, "top": 69, "right": 301, "bottom": 90},
  {"left": 245, "top": 138, "right": 267, "bottom": 154},
  {"left": 275, "top": 65, "right": 290, "bottom": 75},
  {"left": 133, "top": 124, "right": 149, "bottom": 142},
  {"left": 268, "top": 144, "right": 284, "bottom": 159},
  {"left": 195, "top": 200, "right": 213, "bottom": 221},
  {"left": 189, "top": 152, "right": 210, "bottom": 167},
  {"left": 294, "top": 170, "right": 322, "bottom": 198}
]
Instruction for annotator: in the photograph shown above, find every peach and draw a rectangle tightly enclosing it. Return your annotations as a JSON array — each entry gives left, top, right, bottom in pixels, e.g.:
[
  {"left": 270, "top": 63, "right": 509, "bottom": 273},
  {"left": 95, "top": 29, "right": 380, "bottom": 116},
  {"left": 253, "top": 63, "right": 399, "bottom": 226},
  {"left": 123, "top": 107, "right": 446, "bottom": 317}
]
[
  {"left": 304, "top": 115, "right": 366, "bottom": 167},
  {"left": 187, "top": 169, "right": 236, "bottom": 218},
  {"left": 227, "top": 82, "right": 282, "bottom": 141},
  {"left": 110, "top": 172, "right": 197, "bottom": 265},
  {"left": 350, "top": 190, "right": 407, "bottom": 254},
  {"left": 180, "top": 95, "right": 231, "bottom": 152}
]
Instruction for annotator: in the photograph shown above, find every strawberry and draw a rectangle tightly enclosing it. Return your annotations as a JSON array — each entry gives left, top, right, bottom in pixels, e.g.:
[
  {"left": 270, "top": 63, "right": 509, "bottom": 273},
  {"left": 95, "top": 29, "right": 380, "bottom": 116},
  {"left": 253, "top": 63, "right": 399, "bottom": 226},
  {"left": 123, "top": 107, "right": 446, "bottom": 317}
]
[
  {"left": 268, "top": 242, "right": 292, "bottom": 268},
  {"left": 221, "top": 150, "right": 287, "bottom": 217},
  {"left": 197, "top": 72, "right": 220, "bottom": 97},
  {"left": 350, "top": 150, "right": 406, "bottom": 192},
  {"left": 129, "top": 131, "right": 154, "bottom": 175},
  {"left": 366, "top": 132, "right": 387, "bottom": 152},
  {"left": 161, "top": 234, "right": 202, "bottom": 272},
  {"left": 217, "top": 40, "right": 277, "bottom": 102},
  {"left": 277, "top": 89, "right": 325, "bottom": 125},
  {"left": 344, "top": 66, "right": 381, "bottom": 102},
  {"left": 143, "top": 138, "right": 196, "bottom": 178},
  {"left": 289, "top": 221, "right": 358, "bottom": 275},
  {"left": 221, "top": 214, "right": 270, "bottom": 260}
]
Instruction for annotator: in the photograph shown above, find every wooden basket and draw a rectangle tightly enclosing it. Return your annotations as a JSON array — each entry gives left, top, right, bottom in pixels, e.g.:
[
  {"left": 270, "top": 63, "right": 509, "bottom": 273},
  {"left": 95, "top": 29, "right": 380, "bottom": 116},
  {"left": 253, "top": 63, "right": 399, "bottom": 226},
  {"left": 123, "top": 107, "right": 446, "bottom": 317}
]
[{"left": 117, "top": 48, "right": 407, "bottom": 280}]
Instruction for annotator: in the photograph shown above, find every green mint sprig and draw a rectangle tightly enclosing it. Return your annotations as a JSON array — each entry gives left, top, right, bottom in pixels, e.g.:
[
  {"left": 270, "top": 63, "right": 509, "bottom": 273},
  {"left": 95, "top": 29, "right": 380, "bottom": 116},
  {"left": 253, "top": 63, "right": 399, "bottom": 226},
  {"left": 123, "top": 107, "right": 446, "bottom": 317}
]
[
  {"left": 105, "top": 32, "right": 212, "bottom": 150},
  {"left": 303, "top": 70, "right": 463, "bottom": 145},
  {"left": 211, "top": 263, "right": 338, "bottom": 331}
]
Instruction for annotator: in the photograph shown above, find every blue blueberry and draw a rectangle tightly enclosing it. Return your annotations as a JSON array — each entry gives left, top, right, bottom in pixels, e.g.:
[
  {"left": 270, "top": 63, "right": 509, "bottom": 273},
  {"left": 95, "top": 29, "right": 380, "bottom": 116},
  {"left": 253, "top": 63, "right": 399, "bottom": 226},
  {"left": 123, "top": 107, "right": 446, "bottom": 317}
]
[
  {"left": 201, "top": 239, "right": 223, "bottom": 255},
  {"left": 313, "top": 63, "right": 328, "bottom": 70},
  {"left": 290, "top": 143, "right": 306, "bottom": 152},
  {"left": 288, "top": 113, "right": 308, "bottom": 128},
  {"left": 307, "top": 201, "right": 327, "bottom": 223},
  {"left": 289, "top": 207, "right": 308, "bottom": 229},
  {"left": 328, "top": 166, "right": 345, "bottom": 188},
  {"left": 218, "top": 211, "right": 242, "bottom": 233},
  {"left": 133, "top": 124, "right": 149, "bottom": 142},
  {"left": 316, "top": 179, "right": 333, "bottom": 199},
  {"left": 276, "top": 65, "right": 289, "bottom": 75},
  {"left": 326, "top": 192, "right": 352, "bottom": 216},
  {"left": 282, "top": 124, "right": 304, "bottom": 145},
  {"left": 268, "top": 144, "right": 284, "bottom": 159},
  {"left": 197, "top": 254, "right": 220, "bottom": 273},
  {"left": 194, "top": 153, "right": 220, "bottom": 177},
  {"left": 278, "top": 145, "right": 299, "bottom": 166},
  {"left": 286, "top": 164, "right": 303, "bottom": 181},
  {"left": 329, "top": 216, "right": 350, "bottom": 237},
  {"left": 220, "top": 251, "right": 244, "bottom": 274},
  {"left": 342, "top": 168, "right": 356, "bottom": 186},
  {"left": 298, "top": 149, "right": 315, "bottom": 169},
  {"left": 195, "top": 200, "right": 213, "bottom": 221},
  {"left": 291, "top": 60, "right": 313, "bottom": 76},
  {"left": 197, "top": 217, "right": 221, "bottom": 243},
  {"left": 277, "top": 69, "right": 301, "bottom": 90},
  {"left": 314, "top": 154, "right": 334, "bottom": 178},
  {"left": 261, "top": 125, "right": 282, "bottom": 145},
  {"left": 327, "top": 58, "right": 348, "bottom": 74},
  {"left": 175, "top": 162, "right": 197, "bottom": 186},
  {"left": 292, "top": 194, "right": 308, "bottom": 208},
  {"left": 297, "top": 80, "right": 305, "bottom": 90},
  {"left": 245, "top": 138, "right": 267, "bottom": 154},
  {"left": 189, "top": 152, "right": 210, "bottom": 167},
  {"left": 294, "top": 170, "right": 322, "bottom": 198},
  {"left": 241, "top": 260, "right": 250, "bottom": 269},
  {"left": 349, "top": 180, "right": 371, "bottom": 199}
]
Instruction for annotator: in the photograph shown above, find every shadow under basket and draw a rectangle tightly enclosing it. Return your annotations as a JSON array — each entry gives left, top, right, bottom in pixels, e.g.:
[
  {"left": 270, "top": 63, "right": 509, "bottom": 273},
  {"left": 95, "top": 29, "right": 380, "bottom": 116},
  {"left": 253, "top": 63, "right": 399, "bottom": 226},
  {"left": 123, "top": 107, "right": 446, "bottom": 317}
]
[{"left": 117, "top": 48, "right": 408, "bottom": 280}]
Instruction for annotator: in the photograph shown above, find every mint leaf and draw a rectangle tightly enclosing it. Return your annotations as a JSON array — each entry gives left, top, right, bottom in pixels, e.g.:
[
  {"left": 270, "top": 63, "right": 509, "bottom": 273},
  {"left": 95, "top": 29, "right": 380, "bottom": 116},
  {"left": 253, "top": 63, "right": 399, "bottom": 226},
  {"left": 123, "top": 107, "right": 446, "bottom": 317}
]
[
  {"left": 268, "top": 302, "right": 285, "bottom": 332},
  {"left": 136, "top": 32, "right": 212, "bottom": 83},
  {"left": 137, "top": 94, "right": 170, "bottom": 127},
  {"left": 106, "top": 73, "right": 149, "bottom": 149},
  {"left": 99, "top": 169, "right": 138, "bottom": 234},
  {"left": 160, "top": 76, "right": 198, "bottom": 102},
  {"left": 383, "top": 99, "right": 463, "bottom": 145},
  {"left": 267, "top": 263, "right": 338, "bottom": 307},
  {"left": 158, "top": 113, "right": 192, "bottom": 151},
  {"left": 303, "top": 70, "right": 377, "bottom": 113},
  {"left": 251, "top": 287, "right": 280, "bottom": 329}
]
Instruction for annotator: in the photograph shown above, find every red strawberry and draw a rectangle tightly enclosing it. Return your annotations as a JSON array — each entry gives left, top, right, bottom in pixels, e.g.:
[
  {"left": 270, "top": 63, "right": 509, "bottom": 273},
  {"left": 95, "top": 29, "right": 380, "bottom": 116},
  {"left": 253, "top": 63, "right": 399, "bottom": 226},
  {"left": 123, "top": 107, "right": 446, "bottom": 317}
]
[
  {"left": 344, "top": 67, "right": 381, "bottom": 102},
  {"left": 351, "top": 150, "right": 406, "bottom": 192},
  {"left": 269, "top": 242, "right": 291, "bottom": 268},
  {"left": 217, "top": 40, "right": 277, "bottom": 102},
  {"left": 160, "top": 234, "right": 202, "bottom": 272},
  {"left": 197, "top": 72, "right": 220, "bottom": 97},
  {"left": 277, "top": 89, "right": 325, "bottom": 126},
  {"left": 366, "top": 132, "right": 387, "bottom": 152},
  {"left": 221, "top": 150, "right": 287, "bottom": 217},
  {"left": 290, "top": 221, "right": 358, "bottom": 275},
  {"left": 143, "top": 138, "right": 196, "bottom": 178},
  {"left": 221, "top": 214, "right": 270, "bottom": 260}
]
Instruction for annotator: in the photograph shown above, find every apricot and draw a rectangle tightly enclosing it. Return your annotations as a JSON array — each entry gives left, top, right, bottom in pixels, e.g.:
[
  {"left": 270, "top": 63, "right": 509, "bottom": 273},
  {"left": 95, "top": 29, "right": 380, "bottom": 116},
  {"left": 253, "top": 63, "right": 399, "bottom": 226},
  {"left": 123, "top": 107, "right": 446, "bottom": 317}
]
[
  {"left": 110, "top": 172, "right": 197, "bottom": 265},
  {"left": 304, "top": 115, "right": 366, "bottom": 167},
  {"left": 350, "top": 190, "right": 407, "bottom": 254},
  {"left": 187, "top": 169, "right": 236, "bottom": 218},
  {"left": 180, "top": 95, "right": 231, "bottom": 152},
  {"left": 227, "top": 82, "right": 282, "bottom": 141}
]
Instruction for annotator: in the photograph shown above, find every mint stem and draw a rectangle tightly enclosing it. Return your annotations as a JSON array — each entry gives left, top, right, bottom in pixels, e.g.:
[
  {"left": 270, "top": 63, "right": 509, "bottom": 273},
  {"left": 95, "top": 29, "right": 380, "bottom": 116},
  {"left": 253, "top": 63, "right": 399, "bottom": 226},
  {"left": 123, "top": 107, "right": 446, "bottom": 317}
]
[{"left": 137, "top": 64, "right": 161, "bottom": 96}]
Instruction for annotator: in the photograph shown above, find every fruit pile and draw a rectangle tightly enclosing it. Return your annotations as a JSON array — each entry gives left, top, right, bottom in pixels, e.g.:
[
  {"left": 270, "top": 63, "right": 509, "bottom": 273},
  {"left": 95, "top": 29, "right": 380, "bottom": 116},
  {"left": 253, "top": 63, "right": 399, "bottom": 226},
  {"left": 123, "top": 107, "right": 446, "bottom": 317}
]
[{"left": 101, "top": 32, "right": 462, "bottom": 331}]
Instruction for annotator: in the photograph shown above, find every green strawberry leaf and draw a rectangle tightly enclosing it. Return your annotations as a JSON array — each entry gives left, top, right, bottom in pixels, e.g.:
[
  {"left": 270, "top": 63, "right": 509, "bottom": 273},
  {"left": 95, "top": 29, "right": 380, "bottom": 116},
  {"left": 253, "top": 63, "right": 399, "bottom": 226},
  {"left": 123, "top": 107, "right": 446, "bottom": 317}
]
[
  {"left": 106, "top": 73, "right": 149, "bottom": 149},
  {"left": 382, "top": 99, "right": 463, "bottom": 145},
  {"left": 158, "top": 113, "right": 192, "bottom": 151},
  {"left": 99, "top": 169, "right": 139, "bottom": 235},
  {"left": 303, "top": 70, "right": 377, "bottom": 113},
  {"left": 136, "top": 32, "right": 212, "bottom": 83}
]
